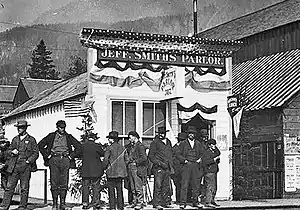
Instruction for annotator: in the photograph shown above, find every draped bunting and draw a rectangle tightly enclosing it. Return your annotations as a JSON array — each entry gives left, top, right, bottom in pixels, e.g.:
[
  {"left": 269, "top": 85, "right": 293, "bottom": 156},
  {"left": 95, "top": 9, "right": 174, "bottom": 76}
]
[
  {"left": 177, "top": 103, "right": 217, "bottom": 113},
  {"left": 187, "top": 66, "right": 226, "bottom": 76}
]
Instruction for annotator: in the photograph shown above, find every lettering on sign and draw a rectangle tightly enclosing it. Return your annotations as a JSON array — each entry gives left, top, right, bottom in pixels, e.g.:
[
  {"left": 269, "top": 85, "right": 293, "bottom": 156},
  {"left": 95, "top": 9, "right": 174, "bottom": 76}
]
[{"left": 98, "top": 49, "right": 225, "bottom": 68}]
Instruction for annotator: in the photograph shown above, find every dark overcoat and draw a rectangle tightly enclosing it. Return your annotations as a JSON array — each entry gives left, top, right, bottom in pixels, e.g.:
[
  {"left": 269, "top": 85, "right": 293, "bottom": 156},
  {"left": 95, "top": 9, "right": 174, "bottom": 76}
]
[
  {"left": 6, "top": 134, "right": 39, "bottom": 173},
  {"left": 38, "top": 131, "right": 82, "bottom": 167},
  {"left": 148, "top": 138, "right": 173, "bottom": 172},
  {"left": 125, "top": 141, "right": 148, "bottom": 177},
  {"left": 103, "top": 141, "right": 128, "bottom": 178},
  {"left": 202, "top": 147, "right": 221, "bottom": 173},
  {"left": 81, "top": 140, "right": 105, "bottom": 178}
]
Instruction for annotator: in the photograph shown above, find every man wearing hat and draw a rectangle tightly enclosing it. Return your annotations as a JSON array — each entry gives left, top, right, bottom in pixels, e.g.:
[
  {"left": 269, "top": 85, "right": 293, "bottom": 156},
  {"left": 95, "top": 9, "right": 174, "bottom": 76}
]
[
  {"left": 38, "top": 120, "right": 82, "bottom": 210},
  {"left": 171, "top": 132, "right": 187, "bottom": 204},
  {"left": 81, "top": 134, "right": 105, "bottom": 209},
  {"left": 125, "top": 131, "right": 147, "bottom": 209},
  {"left": 202, "top": 139, "right": 221, "bottom": 208},
  {"left": 148, "top": 126, "right": 174, "bottom": 209},
  {"left": 103, "top": 131, "right": 128, "bottom": 210},
  {"left": 0, "top": 120, "right": 39, "bottom": 210},
  {"left": 176, "top": 125, "right": 205, "bottom": 209}
]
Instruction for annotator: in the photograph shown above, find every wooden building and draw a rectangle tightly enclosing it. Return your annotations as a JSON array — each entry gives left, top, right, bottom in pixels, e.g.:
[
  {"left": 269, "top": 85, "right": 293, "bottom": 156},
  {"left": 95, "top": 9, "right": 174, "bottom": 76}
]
[
  {"left": 0, "top": 85, "right": 17, "bottom": 118},
  {"left": 198, "top": 0, "right": 300, "bottom": 199},
  {"left": 80, "top": 28, "right": 241, "bottom": 200},
  {"left": 13, "top": 78, "right": 60, "bottom": 108}
]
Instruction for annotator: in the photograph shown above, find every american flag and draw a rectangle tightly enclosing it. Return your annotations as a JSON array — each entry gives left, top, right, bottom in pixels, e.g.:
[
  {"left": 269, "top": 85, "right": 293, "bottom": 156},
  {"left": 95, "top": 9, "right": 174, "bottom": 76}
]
[{"left": 64, "top": 100, "right": 95, "bottom": 118}]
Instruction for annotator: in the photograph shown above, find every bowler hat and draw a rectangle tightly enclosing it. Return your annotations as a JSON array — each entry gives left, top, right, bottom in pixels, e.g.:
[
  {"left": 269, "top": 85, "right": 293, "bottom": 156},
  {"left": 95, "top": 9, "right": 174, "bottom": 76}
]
[
  {"left": 106, "top": 131, "right": 119, "bottom": 139},
  {"left": 156, "top": 126, "right": 169, "bottom": 134},
  {"left": 128, "top": 131, "right": 140, "bottom": 139},
  {"left": 177, "top": 132, "right": 187, "bottom": 141},
  {"left": 207, "top": 138, "right": 217, "bottom": 145},
  {"left": 14, "top": 120, "right": 31, "bottom": 127},
  {"left": 187, "top": 126, "right": 197, "bottom": 134}
]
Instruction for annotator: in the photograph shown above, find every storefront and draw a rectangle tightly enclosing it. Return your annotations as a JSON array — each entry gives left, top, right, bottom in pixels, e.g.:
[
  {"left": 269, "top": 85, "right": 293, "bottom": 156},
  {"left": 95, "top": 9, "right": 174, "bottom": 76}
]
[{"left": 80, "top": 28, "right": 241, "bottom": 200}]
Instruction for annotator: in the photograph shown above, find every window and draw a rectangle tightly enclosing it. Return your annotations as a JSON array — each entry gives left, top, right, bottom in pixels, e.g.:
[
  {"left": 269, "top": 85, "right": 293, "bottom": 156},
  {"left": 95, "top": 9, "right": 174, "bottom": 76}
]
[{"left": 111, "top": 100, "right": 166, "bottom": 147}]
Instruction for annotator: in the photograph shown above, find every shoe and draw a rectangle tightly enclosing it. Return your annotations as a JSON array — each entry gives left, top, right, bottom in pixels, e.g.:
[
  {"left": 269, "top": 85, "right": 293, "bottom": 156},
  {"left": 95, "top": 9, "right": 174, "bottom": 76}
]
[
  {"left": 211, "top": 201, "right": 220, "bottom": 207},
  {"left": 82, "top": 203, "right": 90, "bottom": 209},
  {"left": 179, "top": 204, "right": 186, "bottom": 209},
  {"left": 52, "top": 205, "right": 58, "bottom": 210},
  {"left": 203, "top": 204, "right": 216, "bottom": 209},
  {"left": 153, "top": 205, "right": 164, "bottom": 210},
  {"left": 192, "top": 203, "right": 204, "bottom": 209},
  {"left": 60, "top": 203, "right": 67, "bottom": 210},
  {"left": 130, "top": 203, "right": 137, "bottom": 208},
  {"left": 134, "top": 205, "right": 142, "bottom": 210},
  {"left": 162, "top": 205, "right": 173, "bottom": 208}
]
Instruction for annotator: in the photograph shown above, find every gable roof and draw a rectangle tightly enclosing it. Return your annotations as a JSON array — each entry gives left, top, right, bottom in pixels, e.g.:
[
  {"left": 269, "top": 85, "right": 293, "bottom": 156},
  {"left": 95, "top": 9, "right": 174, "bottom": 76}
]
[
  {"left": 20, "top": 78, "right": 61, "bottom": 98},
  {"left": 197, "top": 0, "right": 300, "bottom": 40},
  {"left": 0, "top": 85, "right": 17, "bottom": 102},
  {"left": 4, "top": 73, "right": 87, "bottom": 119},
  {"left": 233, "top": 48, "right": 300, "bottom": 111}
]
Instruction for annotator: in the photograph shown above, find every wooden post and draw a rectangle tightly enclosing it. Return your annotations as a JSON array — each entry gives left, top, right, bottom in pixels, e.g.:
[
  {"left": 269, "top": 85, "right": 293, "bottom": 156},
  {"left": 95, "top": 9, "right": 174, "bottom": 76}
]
[{"left": 193, "top": 0, "right": 198, "bottom": 35}]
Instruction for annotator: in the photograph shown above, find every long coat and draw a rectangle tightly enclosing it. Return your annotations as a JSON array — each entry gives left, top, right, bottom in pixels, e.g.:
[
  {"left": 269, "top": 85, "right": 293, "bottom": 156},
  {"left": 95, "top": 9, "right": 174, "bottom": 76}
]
[
  {"left": 202, "top": 147, "right": 221, "bottom": 173},
  {"left": 81, "top": 140, "right": 105, "bottom": 178},
  {"left": 38, "top": 131, "right": 82, "bottom": 168},
  {"left": 125, "top": 141, "right": 148, "bottom": 177},
  {"left": 6, "top": 134, "right": 39, "bottom": 173},
  {"left": 103, "top": 141, "right": 128, "bottom": 178}
]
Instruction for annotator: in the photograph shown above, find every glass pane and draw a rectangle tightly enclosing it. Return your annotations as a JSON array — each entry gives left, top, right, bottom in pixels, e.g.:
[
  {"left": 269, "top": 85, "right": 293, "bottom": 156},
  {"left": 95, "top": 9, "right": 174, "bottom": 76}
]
[
  {"left": 143, "top": 103, "right": 154, "bottom": 136},
  {"left": 155, "top": 103, "right": 166, "bottom": 131},
  {"left": 112, "top": 101, "right": 123, "bottom": 134},
  {"left": 125, "top": 101, "right": 136, "bottom": 134}
]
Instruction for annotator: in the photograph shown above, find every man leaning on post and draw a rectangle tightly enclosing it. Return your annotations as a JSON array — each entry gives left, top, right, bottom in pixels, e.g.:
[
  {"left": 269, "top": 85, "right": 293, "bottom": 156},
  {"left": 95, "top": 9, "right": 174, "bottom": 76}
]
[
  {"left": 0, "top": 120, "right": 39, "bottom": 210},
  {"left": 38, "top": 120, "right": 82, "bottom": 210}
]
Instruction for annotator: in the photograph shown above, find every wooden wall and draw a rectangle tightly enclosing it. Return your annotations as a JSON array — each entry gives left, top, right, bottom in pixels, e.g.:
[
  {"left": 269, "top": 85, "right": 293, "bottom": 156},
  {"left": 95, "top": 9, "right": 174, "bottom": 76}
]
[
  {"left": 233, "top": 21, "right": 300, "bottom": 64},
  {"left": 283, "top": 92, "right": 300, "bottom": 136}
]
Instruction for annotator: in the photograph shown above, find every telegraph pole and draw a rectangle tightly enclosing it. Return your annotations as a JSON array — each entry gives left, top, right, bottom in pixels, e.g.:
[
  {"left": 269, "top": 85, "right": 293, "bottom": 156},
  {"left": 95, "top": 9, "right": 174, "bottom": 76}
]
[{"left": 193, "top": 0, "right": 198, "bottom": 35}]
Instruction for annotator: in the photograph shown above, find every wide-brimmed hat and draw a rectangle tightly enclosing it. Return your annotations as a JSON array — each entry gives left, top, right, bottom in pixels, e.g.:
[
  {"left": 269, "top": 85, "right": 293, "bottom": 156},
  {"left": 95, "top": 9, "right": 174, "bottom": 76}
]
[
  {"left": 156, "top": 126, "right": 169, "bottom": 134},
  {"left": 128, "top": 131, "right": 140, "bottom": 139},
  {"left": 14, "top": 120, "right": 31, "bottom": 127},
  {"left": 177, "top": 132, "right": 187, "bottom": 141},
  {"left": 187, "top": 126, "right": 197, "bottom": 134},
  {"left": 106, "top": 131, "right": 119, "bottom": 139},
  {"left": 207, "top": 138, "right": 217, "bottom": 145}
]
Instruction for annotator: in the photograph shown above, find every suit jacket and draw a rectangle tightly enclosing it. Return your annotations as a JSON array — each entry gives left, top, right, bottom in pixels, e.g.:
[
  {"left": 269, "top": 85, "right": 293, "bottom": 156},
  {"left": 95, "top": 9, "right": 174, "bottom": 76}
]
[
  {"left": 202, "top": 147, "right": 221, "bottom": 173},
  {"left": 38, "top": 131, "right": 82, "bottom": 168},
  {"left": 176, "top": 139, "right": 205, "bottom": 163},
  {"left": 103, "top": 141, "right": 129, "bottom": 178},
  {"left": 6, "top": 134, "right": 39, "bottom": 174},
  {"left": 148, "top": 137, "right": 173, "bottom": 172},
  {"left": 82, "top": 140, "right": 105, "bottom": 178},
  {"left": 125, "top": 141, "right": 148, "bottom": 177}
]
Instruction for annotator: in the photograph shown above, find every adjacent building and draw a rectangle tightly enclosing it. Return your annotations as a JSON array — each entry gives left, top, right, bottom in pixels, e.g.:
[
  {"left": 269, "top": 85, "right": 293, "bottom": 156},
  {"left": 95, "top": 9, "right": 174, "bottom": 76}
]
[
  {"left": 0, "top": 85, "right": 17, "bottom": 118},
  {"left": 198, "top": 0, "right": 300, "bottom": 199}
]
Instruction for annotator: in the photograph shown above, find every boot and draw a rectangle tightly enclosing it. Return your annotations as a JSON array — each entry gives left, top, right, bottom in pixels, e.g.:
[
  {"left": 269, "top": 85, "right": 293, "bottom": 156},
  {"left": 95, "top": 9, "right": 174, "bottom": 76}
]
[
  {"left": 59, "top": 190, "right": 67, "bottom": 210},
  {"left": 51, "top": 190, "right": 59, "bottom": 210}
]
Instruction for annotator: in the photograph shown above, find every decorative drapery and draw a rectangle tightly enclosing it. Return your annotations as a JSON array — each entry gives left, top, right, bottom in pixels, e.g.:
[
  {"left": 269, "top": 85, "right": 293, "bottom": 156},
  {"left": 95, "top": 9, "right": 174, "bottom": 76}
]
[{"left": 177, "top": 102, "right": 218, "bottom": 121}]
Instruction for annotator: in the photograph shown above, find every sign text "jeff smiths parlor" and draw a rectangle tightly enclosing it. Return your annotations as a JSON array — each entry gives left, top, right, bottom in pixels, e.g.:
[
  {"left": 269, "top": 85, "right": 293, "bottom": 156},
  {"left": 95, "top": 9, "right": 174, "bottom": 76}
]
[{"left": 98, "top": 49, "right": 225, "bottom": 68}]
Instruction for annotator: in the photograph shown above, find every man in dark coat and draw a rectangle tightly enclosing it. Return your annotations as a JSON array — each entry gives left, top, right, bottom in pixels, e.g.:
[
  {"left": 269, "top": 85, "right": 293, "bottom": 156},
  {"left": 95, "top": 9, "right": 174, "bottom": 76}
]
[
  {"left": 81, "top": 134, "right": 105, "bottom": 209},
  {"left": 38, "top": 120, "right": 82, "bottom": 210},
  {"left": 171, "top": 132, "right": 187, "bottom": 204},
  {"left": 0, "top": 127, "right": 10, "bottom": 190},
  {"left": 103, "top": 131, "right": 129, "bottom": 210},
  {"left": 202, "top": 139, "right": 221, "bottom": 208},
  {"left": 126, "top": 131, "right": 148, "bottom": 209},
  {"left": 0, "top": 120, "right": 39, "bottom": 210},
  {"left": 148, "top": 126, "right": 174, "bottom": 210},
  {"left": 177, "top": 126, "right": 205, "bottom": 209}
]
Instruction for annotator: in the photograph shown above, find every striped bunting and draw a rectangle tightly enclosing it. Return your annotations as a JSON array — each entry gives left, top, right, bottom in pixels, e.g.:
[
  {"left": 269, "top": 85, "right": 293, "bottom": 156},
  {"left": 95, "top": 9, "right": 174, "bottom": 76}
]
[{"left": 64, "top": 101, "right": 93, "bottom": 118}]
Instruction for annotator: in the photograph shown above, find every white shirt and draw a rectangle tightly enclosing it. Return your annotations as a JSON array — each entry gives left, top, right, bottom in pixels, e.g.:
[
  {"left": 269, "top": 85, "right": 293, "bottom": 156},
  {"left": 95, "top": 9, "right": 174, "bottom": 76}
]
[
  {"left": 188, "top": 139, "right": 195, "bottom": 148},
  {"left": 162, "top": 139, "right": 167, "bottom": 145},
  {"left": 19, "top": 133, "right": 28, "bottom": 141}
]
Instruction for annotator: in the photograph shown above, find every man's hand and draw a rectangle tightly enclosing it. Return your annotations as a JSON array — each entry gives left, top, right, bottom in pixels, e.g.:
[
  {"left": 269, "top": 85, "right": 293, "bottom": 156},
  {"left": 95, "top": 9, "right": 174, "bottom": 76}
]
[
  {"left": 12, "top": 149, "right": 19, "bottom": 155},
  {"left": 196, "top": 158, "right": 202, "bottom": 163},
  {"left": 184, "top": 160, "right": 188, "bottom": 164},
  {"left": 214, "top": 156, "right": 220, "bottom": 162}
]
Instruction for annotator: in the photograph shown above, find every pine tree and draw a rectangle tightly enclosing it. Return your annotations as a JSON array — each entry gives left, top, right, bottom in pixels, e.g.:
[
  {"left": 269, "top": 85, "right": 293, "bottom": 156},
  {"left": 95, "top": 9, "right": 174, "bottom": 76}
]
[
  {"left": 28, "top": 39, "right": 60, "bottom": 79},
  {"left": 64, "top": 55, "right": 87, "bottom": 79}
]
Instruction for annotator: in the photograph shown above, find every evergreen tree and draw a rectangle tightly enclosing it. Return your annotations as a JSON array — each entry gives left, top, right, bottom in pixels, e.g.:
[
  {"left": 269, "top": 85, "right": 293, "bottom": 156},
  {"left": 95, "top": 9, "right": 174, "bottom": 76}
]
[
  {"left": 28, "top": 39, "right": 59, "bottom": 79},
  {"left": 64, "top": 55, "right": 87, "bottom": 79}
]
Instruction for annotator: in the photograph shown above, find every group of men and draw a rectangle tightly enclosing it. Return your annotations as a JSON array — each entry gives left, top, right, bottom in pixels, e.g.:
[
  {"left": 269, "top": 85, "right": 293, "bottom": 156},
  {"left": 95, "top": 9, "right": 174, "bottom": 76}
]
[
  {"left": 0, "top": 119, "right": 220, "bottom": 210},
  {"left": 149, "top": 125, "right": 221, "bottom": 209}
]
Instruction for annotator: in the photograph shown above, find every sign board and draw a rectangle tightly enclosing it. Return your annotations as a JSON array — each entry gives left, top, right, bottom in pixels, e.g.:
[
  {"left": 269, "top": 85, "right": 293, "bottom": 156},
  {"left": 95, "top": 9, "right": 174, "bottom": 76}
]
[
  {"left": 98, "top": 49, "right": 225, "bottom": 68},
  {"left": 227, "top": 95, "right": 239, "bottom": 109}
]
